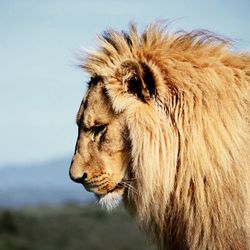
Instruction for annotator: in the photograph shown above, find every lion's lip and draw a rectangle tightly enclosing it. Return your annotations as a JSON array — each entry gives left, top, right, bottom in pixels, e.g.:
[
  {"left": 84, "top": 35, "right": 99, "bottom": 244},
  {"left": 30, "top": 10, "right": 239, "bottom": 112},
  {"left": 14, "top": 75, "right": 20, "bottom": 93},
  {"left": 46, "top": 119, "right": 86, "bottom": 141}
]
[
  {"left": 96, "top": 184, "right": 125, "bottom": 200},
  {"left": 106, "top": 182, "right": 124, "bottom": 193},
  {"left": 82, "top": 180, "right": 124, "bottom": 196}
]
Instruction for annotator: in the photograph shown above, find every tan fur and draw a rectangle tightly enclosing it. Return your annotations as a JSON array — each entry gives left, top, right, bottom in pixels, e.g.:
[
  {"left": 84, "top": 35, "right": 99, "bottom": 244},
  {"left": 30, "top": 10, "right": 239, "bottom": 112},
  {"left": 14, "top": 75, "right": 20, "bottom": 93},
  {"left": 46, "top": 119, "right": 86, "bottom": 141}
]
[{"left": 70, "top": 23, "right": 250, "bottom": 249}]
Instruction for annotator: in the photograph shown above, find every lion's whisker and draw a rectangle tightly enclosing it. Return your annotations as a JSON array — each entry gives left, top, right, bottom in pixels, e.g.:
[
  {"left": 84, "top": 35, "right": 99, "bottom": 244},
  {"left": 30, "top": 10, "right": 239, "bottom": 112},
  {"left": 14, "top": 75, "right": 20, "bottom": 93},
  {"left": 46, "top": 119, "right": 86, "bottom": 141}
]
[
  {"left": 122, "top": 178, "right": 137, "bottom": 182},
  {"left": 108, "top": 179, "right": 138, "bottom": 195},
  {"left": 119, "top": 181, "right": 138, "bottom": 195}
]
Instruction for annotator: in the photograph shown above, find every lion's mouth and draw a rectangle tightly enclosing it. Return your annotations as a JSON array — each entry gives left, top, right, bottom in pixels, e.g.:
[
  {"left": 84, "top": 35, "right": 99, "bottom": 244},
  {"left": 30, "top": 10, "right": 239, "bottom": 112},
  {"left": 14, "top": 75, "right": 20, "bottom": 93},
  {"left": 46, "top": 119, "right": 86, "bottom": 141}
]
[
  {"left": 82, "top": 177, "right": 132, "bottom": 210},
  {"left": 83, "top": 179, "right": 125, "bottom": 197}
]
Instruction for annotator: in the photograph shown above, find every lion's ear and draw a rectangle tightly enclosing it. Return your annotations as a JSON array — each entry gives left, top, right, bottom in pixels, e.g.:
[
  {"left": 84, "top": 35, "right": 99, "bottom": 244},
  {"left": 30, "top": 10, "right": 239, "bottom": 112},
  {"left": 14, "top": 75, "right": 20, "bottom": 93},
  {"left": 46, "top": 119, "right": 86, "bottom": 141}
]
[{"left": 118, "top": 60, "right": 155, "bottom": 101}]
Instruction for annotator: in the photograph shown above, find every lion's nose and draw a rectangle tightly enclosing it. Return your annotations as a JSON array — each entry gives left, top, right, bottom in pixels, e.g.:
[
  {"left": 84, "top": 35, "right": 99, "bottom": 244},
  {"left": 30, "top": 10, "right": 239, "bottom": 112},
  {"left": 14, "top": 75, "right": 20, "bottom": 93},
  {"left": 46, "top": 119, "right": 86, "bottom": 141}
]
[
  {"left": 69, "top": 153, "right": 89, "bottom": 184},
  {"left": 69, "top": 171, "right": 88, "bottom": 184}
]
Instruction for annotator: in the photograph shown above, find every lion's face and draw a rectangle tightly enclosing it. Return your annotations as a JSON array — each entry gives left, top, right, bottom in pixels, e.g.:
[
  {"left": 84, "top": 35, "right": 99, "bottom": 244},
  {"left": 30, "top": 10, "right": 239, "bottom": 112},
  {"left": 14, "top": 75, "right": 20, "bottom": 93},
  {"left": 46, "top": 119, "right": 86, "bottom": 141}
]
[
  {"left": 69, "top": 57, "right": 163, "bottom": 209},
  {"left": 69, "top": 79, "right": 130, "bottom": 208}
]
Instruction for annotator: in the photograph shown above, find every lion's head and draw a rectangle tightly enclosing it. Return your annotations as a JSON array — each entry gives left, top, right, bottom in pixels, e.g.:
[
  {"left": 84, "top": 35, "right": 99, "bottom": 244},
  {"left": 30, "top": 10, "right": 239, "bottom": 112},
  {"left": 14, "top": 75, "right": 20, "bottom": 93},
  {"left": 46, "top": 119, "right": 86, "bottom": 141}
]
[
  {"left": 69, "top": 23, "right": 250, "bottom": 249},
  {"left": 69, "top": 78, "right": 130, "bottom": 209}
]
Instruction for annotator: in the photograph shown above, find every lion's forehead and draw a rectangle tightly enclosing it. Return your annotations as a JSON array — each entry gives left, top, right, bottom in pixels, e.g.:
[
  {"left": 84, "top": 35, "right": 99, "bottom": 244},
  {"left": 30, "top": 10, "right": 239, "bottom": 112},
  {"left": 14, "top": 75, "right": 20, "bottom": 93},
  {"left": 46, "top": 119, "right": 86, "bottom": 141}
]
[{"left": 78, "top": 83, "right": 115, "bottom": 128}]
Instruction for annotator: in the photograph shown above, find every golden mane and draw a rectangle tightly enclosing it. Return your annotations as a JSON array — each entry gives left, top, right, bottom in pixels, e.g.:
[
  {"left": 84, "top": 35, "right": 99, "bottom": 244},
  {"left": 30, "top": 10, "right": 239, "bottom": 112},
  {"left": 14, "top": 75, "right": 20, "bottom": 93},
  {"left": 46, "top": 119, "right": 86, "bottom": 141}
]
[{"left": 82, "top": 23, "right": 250, "bottom": 249}]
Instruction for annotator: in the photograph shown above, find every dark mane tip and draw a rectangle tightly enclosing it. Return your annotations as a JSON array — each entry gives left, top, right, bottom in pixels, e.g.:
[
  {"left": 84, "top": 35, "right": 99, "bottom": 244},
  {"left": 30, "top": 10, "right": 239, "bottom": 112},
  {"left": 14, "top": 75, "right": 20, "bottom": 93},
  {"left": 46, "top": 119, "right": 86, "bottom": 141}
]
[
  {"left": 122, "top": 30, "right": 133, "bottom": 48},
  {"left": 102, "top": 30, "right": 119, "bottom": 51},
  {"left": 88, "top": 75, "right": 103, "bottom": 87}
]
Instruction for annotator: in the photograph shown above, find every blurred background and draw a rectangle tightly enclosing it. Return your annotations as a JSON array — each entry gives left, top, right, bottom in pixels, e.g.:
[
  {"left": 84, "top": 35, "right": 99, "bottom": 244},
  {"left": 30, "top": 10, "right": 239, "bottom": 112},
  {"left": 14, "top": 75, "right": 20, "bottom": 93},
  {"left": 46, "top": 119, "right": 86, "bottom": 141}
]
[{"left": 0, "top": 0, "right": 249, "bottom": 249}]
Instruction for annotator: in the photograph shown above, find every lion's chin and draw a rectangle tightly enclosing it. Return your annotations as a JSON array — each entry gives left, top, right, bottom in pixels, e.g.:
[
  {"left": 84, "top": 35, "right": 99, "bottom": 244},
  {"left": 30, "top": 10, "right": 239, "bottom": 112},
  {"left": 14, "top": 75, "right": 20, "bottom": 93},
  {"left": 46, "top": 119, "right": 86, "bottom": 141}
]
[{"left": 97, "top": 188, "right": 124, "bottom": 211}]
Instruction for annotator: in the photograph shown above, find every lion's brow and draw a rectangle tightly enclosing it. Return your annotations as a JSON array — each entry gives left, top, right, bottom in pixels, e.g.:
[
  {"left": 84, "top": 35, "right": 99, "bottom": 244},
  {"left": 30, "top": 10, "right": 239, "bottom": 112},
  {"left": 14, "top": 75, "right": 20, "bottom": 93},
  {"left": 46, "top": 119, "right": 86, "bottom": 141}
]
[{"left": 76, "top": 113, "right": 89, "bottom": 131}]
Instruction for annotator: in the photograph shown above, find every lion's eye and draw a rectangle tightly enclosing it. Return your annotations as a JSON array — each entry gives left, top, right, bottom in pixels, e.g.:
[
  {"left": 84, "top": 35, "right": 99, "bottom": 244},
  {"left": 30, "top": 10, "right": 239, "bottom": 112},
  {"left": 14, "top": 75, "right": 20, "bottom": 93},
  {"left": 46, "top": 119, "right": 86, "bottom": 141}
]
[{"left": 93, "top": 124, "right": 107, "bottom": 138}]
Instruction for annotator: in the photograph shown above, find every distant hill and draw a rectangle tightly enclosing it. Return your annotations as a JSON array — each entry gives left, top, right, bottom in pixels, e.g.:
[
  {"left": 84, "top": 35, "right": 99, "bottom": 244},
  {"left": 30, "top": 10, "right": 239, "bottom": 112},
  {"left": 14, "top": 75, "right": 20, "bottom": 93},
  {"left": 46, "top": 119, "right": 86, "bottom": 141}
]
[{"left": 0, "top": 157, "right": 94, "bottom": 207}]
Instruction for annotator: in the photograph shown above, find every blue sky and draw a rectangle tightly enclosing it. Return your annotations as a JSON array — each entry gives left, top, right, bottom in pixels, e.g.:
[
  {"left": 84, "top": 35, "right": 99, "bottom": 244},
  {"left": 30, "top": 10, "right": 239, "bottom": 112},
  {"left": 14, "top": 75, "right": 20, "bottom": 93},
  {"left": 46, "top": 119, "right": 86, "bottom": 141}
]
[{"left": 0, "top": 0, "right": 249, "bottom": 167}]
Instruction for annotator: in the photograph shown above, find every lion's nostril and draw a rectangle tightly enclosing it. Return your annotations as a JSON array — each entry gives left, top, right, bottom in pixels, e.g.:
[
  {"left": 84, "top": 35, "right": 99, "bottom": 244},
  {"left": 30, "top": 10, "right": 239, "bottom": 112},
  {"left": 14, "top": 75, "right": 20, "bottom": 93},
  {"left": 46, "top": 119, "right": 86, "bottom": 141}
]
[
  {"left": 82, "top": 172, "right": 87, "bottom": 180},
  {"left": 69, "top": 168, "right": 88, "bottom": 183},
  {"left": 69, "top": 171, "right": 88, "bottom": 184}
]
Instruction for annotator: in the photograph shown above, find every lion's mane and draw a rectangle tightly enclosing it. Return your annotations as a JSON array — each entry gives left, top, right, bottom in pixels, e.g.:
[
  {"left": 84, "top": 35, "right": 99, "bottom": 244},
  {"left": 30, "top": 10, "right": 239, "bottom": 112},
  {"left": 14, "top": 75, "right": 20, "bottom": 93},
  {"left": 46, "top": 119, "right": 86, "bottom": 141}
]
[{"left": 82, "top": 23, "right": 250, "bottom": 249}]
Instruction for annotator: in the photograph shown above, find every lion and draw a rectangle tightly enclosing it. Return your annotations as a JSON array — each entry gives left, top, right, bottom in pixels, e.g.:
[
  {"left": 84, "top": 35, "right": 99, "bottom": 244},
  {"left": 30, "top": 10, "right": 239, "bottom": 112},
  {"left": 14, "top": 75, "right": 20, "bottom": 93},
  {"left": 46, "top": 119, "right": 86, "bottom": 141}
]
[{"left": 69, "top": 23, "right": 250, "bottom": 249}]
